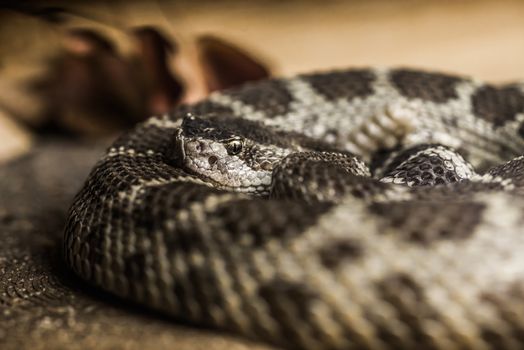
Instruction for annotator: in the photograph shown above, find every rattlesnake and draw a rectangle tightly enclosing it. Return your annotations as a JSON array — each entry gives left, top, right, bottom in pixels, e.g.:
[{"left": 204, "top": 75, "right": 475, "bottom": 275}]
[{"left": 65, "top": 68, "right": 524, "bottom": 349}]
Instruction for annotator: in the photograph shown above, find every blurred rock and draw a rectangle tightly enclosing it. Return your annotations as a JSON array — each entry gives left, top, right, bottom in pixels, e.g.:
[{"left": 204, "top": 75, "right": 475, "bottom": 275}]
[
  {"left": 197, "top": 35, "right": 270, "bottom": 92},
  {"left": 34, "top": 28, "right": 148, "bottom": 135},
  {"left": 0, "top": 109, "right": 32, "bottom": 164}
]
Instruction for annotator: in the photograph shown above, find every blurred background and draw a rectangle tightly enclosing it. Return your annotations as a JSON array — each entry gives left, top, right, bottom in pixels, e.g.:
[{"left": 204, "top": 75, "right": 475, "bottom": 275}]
[
  {"left": 2, "top": 2, "right": 524, "bottom": 349},
  {"left": 1, "top": 0, "right": 524, "bottom": 162}
]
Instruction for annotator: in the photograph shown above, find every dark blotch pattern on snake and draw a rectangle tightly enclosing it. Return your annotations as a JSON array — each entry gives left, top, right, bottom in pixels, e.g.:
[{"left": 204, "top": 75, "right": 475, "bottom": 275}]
[{"left": 65, "top": 68, "right": 524, "bottom": 349}]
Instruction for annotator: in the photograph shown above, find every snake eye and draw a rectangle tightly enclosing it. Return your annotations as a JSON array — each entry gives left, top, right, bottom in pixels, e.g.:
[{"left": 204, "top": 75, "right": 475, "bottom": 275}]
[{"left": 226, "top": 139, "right": 243, "bottom": 155}]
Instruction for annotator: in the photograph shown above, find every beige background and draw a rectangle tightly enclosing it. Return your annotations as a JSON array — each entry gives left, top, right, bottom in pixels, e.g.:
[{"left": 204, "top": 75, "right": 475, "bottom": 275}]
[
  {"left": 2, "top": 0, "right": 524, "bottom": 161},
  {"left": 71, "top": 0, "right": 524, "bottom": 82}
]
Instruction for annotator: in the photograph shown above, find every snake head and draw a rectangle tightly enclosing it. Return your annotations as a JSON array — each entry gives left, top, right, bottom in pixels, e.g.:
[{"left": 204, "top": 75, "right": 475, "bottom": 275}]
[{"left": 169, "top": 114, "right": 291, "bottom": 194}]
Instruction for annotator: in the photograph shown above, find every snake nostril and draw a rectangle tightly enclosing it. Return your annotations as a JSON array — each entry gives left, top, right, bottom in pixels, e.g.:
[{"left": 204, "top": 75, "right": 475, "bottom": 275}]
[
  {"left": 260, "top": 161, "right": 272, "bottom": 171},
  {"left": 198, "top": 142, "right": 207, "bottom": 152},
  {"left": 208, "top": 156, "right": 218, "bottom": 166}
]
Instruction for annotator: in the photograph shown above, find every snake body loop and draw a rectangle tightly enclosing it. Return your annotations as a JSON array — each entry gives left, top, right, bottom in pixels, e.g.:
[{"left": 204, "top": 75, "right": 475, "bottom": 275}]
[{"left": 66, "top": 68, "right": 524, "bottom": 349}]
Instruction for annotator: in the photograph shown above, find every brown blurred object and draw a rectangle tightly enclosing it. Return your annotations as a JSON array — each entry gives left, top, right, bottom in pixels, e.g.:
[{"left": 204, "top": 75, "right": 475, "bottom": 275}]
[
  {"left": 35, "top": 27, "right": 271, "bottom": 136},
  {"left": 198, "top": 35, "right": 270, "bottom": 92},
  {"left": 134, "top": 26, "right": 184, "bottom": 116},
  {"left": 0, "top": 7, "right": 272, "bottom": 138},
  {"left": 35, "top": 28, "right": 148, "bottom": 135}
]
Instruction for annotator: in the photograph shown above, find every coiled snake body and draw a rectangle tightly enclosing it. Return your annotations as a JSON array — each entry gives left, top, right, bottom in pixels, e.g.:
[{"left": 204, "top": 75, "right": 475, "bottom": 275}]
[{"left": 65, "top": 68, "right": 524, "bottom": 349}]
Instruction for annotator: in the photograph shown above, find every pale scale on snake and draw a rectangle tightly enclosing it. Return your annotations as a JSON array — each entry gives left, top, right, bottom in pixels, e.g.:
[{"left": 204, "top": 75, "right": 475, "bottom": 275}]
[{"left": 65, "top": 68, "right": 524, "bottom": 349}]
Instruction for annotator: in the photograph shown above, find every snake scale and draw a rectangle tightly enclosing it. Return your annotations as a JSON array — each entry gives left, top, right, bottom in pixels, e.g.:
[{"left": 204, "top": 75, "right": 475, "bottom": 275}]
[{"left": 65, "top": 68, "right": 524, "bottom": 349}]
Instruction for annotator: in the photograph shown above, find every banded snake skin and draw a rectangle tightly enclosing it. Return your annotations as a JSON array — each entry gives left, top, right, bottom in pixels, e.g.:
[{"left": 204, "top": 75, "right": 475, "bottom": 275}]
[{"left": 65, "top": 68, "right": 524, "bottom": 349}]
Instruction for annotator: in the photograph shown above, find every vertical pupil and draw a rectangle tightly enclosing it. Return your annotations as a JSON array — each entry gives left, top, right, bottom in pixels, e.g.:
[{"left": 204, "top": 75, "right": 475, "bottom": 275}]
[{"left": 228, "top": 141, "right": 241, "bottom": 154}]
